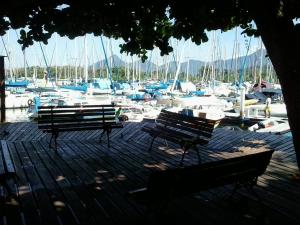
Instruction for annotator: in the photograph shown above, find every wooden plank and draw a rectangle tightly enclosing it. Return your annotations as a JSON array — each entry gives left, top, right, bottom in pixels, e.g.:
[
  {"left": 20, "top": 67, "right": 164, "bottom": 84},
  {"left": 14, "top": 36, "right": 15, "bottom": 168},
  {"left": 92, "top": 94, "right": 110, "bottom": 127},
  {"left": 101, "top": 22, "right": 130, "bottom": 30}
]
[
  {"left": 67, "top": 141, "right": 147, "bottom": 219},
  {"left": 7, "top": 122, "right": 29, "bottom": 141},
  {"left": 0, "top": 140, "right": 15, "bottom": 173},
  {"left": 54, "top": 141, "right": 132, "bottom": 223},
  {"left": 7, "top": 142, "right": 43, "bottom": 225},
  {"left": 2, "top": 122, "right": 300, "bottom": 225},
  {"left": 0, "top": 142, "right": 5, "bottom": 175},
  {"left": 38, "top": 121, "right": 117, "bottom": 129},
  {"left": 14, "top": 142, "right": 61, "bottom": 225},
  {"left": 29, "top": 141, "right": 100, "bottom": 225}
]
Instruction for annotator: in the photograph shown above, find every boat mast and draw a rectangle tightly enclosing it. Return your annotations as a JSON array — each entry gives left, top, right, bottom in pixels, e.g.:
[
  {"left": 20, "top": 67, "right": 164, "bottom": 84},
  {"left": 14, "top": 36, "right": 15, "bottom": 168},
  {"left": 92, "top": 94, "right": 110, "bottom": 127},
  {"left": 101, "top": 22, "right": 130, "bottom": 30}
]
[
  {"left": 258, "top": 38, "right": 263, "bottom": 91},
  {"left": 186, "top": 39, "right": 191, "bottom": 82},
  {"left": 1, "top": 35, "right": 14, "bottom": 80},
  {"left": 55, "top": 33, "right": 58, "bottom": 83},
  {"left": 163, "top": 56, "right": 169, "bottom": 82},
  {"left": 170, "top": 41, "right": 186, "bottom": 93},
  {"left": 92, "top": 41, "right": 95, "bottom": 80},
  {"left": 23, "top": 49, "right": 27, "bottom": 80},
  {"left": 84, "top": 35, "right": 88, "bottom": 83},
  {"left": 74, "top": 37, "right": 78, "bottom": 85},
  {"left": 100, "top": 36, "right": 114, "bottom": 93}
]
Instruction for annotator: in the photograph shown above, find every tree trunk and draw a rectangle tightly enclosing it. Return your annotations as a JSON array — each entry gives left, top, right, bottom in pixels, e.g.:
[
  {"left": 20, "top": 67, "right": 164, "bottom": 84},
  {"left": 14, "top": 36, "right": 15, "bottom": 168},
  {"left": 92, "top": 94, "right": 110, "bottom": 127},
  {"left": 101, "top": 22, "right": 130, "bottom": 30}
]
[{"left": 253, "top": 12, "right": 300, "bottom": 170}]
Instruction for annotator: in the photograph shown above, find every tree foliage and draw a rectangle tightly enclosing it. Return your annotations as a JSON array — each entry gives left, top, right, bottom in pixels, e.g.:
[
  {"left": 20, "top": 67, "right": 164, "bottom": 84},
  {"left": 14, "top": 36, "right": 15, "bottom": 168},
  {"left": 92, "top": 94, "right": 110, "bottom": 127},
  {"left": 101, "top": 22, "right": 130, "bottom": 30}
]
[{"left": 3, "top": 1, "right": 298, "bottom": 61}]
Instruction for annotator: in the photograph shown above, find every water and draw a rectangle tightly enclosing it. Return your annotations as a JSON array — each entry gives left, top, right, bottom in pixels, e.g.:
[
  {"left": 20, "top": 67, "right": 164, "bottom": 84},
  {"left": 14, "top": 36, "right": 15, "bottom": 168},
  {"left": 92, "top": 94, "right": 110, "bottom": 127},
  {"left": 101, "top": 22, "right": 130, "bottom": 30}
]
[
  {"left": 283, "top": 131, "right": 292, "bottom": 137},
  {"left": 2, "top": 94, "right": 113, "bottom": 123},
  {"left": 4, "top": 108, "right": 30, "bottom": 122}
]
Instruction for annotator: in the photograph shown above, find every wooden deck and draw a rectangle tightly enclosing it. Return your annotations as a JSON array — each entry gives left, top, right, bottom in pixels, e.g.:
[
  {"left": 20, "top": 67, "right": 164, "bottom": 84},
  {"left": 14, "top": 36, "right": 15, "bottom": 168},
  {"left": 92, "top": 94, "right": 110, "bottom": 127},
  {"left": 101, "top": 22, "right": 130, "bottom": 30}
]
[{"left": 0, "top": 120, "right": 300, "bottom": 225}]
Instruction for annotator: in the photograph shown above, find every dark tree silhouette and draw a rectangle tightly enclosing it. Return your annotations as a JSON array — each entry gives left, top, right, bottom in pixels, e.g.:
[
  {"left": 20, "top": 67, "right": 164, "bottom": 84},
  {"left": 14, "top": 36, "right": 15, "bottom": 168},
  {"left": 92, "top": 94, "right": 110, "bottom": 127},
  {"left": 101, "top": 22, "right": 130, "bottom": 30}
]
[{"left": 1, "top": 0, "right": 300, "bottom": 169}]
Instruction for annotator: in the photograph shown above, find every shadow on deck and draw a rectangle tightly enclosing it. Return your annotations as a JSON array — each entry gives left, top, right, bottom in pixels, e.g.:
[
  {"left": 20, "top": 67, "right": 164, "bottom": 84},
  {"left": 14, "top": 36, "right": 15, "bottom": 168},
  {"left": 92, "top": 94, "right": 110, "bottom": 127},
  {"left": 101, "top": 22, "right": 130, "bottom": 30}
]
[{"left": 0, "top": 121, "right": 299, "bottom": 225}]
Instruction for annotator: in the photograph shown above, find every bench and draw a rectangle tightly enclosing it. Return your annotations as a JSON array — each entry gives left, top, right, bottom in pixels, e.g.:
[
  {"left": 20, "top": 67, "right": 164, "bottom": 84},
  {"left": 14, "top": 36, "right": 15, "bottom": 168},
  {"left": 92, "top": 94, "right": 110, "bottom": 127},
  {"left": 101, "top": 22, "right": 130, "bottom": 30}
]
[
  {"left": 37, "top": 104, "right": 123, "bottom": 152},
  {"left": 0, "top": 140, "right": 16, "bottom": 195},
  {"left": 142, "top": 109, "right": 221, "bottom": 165},
  {"left": 128, "top": 150, "right": 274, "bottom": 209}
]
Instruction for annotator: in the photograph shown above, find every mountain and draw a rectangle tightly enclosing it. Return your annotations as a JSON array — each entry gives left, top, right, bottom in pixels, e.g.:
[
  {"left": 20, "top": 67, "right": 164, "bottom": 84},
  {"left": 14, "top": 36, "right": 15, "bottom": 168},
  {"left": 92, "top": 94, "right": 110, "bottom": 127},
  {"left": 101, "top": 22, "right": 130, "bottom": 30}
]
[
  {"left": 93, "top": 55, "right": 156, "bottom": 72},
  {"left": 92, "top": 49, "right": 270, "bottom": 75},
  {"left": 93, "top": 55, "right": 125, "bottom": 69},
  {"left": 160, "top": 59, "right": 206, "bottom": 75}
]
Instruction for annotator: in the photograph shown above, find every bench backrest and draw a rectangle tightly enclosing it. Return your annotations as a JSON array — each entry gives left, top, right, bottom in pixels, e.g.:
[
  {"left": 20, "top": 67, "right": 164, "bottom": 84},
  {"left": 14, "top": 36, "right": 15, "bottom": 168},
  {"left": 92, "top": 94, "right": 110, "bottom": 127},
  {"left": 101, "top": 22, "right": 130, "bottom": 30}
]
[
  {"left": 147, "top": 150, "right": 274, "bottom": 198},
  {"left": 37, "top": 104, "right": 118, "bottom": 130},
  {"left": 156, "top": 109, "right": 220, "bottom": 140}
]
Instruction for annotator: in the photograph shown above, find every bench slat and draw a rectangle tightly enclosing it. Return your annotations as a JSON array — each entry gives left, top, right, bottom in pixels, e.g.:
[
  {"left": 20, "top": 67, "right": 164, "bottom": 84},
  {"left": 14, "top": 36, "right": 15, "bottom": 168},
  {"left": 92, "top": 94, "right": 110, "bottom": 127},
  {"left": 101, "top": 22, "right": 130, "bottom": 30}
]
[
  {"left": 38, "top": 120, "right": 117, "bottom": 129},
  {"left": 158, "top": 113, "right": 216, "bottom": 130},
  {"left": 155, "top": 118, "right": 213, "bottom": 138},
  {"left": 158, "top": 114, "right": 218, "bottom": 129},
  {"left": 38, "top": 104, "right": 115, "bottom": 109},
  {"left": 38, "top": 115, "right": 116, "bottom": 123},
  {"left": 160, "top": 109, "right": 219, "bottom": 125},
  {"left": 41, "top": 124, "right": 123, "bottom": 132},
  {"left": 37, "top": 112, "right": 115, "bottom": 119},
  {"left": 38, "top": 108, "right": 116, "bottom": 114},
  {"left": 37, "top": 116, "right": 115, "bottom": 124},
  {"left": 142, "top": 125, "right": 209, "bottom": 143}
]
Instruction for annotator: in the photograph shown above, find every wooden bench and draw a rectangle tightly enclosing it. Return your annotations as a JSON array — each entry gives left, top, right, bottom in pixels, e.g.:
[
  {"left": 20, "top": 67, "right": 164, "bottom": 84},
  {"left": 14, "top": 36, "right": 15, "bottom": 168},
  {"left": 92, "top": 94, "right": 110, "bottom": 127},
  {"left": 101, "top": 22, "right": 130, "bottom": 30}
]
[
  {"left": 142, "top": 109, "right": 221, "bottom": 165},
  {"left": 128, "top": 150, "right": 274, "bottom": 209},
  {"left": 0, "top": 140, "right": 16, "bottom": 195},
  {"left": 37, "top": 104, "right": 123, "bottom": 151}
]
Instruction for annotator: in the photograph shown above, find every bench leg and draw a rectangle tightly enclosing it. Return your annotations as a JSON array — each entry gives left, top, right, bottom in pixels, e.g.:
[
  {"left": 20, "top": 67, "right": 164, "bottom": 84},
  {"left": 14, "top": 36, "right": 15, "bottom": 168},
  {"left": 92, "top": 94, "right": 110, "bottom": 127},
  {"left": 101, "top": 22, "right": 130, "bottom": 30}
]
[
  {"left": 244, "top": 180, "right": 267, "bottom": 218},
  {"left": 244, "top": 177, "right": 262, "bottom": 202},
  {"left": 164, "top": 139, "right": 168, "bottom": 147},
  {"left": 148, "top": 136, "right": 157, "bottom": 151},
  {"left": 54, "top": 132, "right": 59, "bottom": 153},
  {"left": 49, "top": 133, "right": 54, "bottom": 148},
  {"left": 49, "top": 131, "right": 59, "bottom": 153},
  {"left": 228, "top": 183, "right": 240, "bottom": 200},
  {"left": 106, "top": 129, "right": 111, "bottom": 148},
  {"left": 228, "top": 178, "right": 261, "bottom": 202},
  {"left": 100, "top": 129, "right": 106, "bottom": 143},
  {"left": 180, "top": 147, "right": 188, "bottom": 166},
  {"left": 195, "top": 147, "right": 201, "bottom": 164}
]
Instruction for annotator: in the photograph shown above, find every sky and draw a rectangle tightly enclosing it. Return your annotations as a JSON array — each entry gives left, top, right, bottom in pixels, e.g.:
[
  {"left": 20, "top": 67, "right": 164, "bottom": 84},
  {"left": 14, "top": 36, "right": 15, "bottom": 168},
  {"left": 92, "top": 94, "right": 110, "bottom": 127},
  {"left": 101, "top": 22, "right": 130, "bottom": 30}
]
[{"left": 0, "top": 27, "right": 264, "bottom": 69}]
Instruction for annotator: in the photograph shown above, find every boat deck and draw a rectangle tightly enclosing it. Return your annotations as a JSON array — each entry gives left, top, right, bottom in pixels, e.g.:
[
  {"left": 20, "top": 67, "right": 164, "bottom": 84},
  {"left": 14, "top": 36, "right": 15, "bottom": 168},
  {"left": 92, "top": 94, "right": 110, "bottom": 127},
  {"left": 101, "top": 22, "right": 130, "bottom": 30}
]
[{"left": 0, "top": 120, "right": 299, "bottom": 225}]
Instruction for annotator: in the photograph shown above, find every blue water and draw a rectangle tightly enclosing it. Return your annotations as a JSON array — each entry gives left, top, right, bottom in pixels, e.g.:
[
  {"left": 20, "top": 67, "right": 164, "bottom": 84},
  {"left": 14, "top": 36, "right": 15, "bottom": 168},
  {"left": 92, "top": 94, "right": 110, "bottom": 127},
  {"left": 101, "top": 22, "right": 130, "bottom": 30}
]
[
  {"left": 4, "top": 108, "right": 30, "bottom": 122},
  {"left": 283, "top": 132, "right": 292, "bottom": 137}
]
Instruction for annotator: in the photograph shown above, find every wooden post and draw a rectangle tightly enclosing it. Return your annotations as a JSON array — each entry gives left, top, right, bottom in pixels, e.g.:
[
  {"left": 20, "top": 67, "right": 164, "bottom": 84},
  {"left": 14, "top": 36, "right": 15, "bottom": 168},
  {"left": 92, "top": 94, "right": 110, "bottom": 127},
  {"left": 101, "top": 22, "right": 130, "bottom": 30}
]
[
  {"left": 0, "top": 56, "right": 5, "bottom": 123},
  {"left": 240, "top": 86, "right": 245, "bottom": 119}
]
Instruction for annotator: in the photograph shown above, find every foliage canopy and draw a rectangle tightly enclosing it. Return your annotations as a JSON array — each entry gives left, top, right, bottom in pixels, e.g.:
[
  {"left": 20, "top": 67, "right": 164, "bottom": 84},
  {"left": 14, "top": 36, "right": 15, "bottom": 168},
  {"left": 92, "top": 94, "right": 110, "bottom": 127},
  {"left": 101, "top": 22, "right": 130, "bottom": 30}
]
[{"left": 1, "top": 1, "right": 299, "bottom": 61}]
